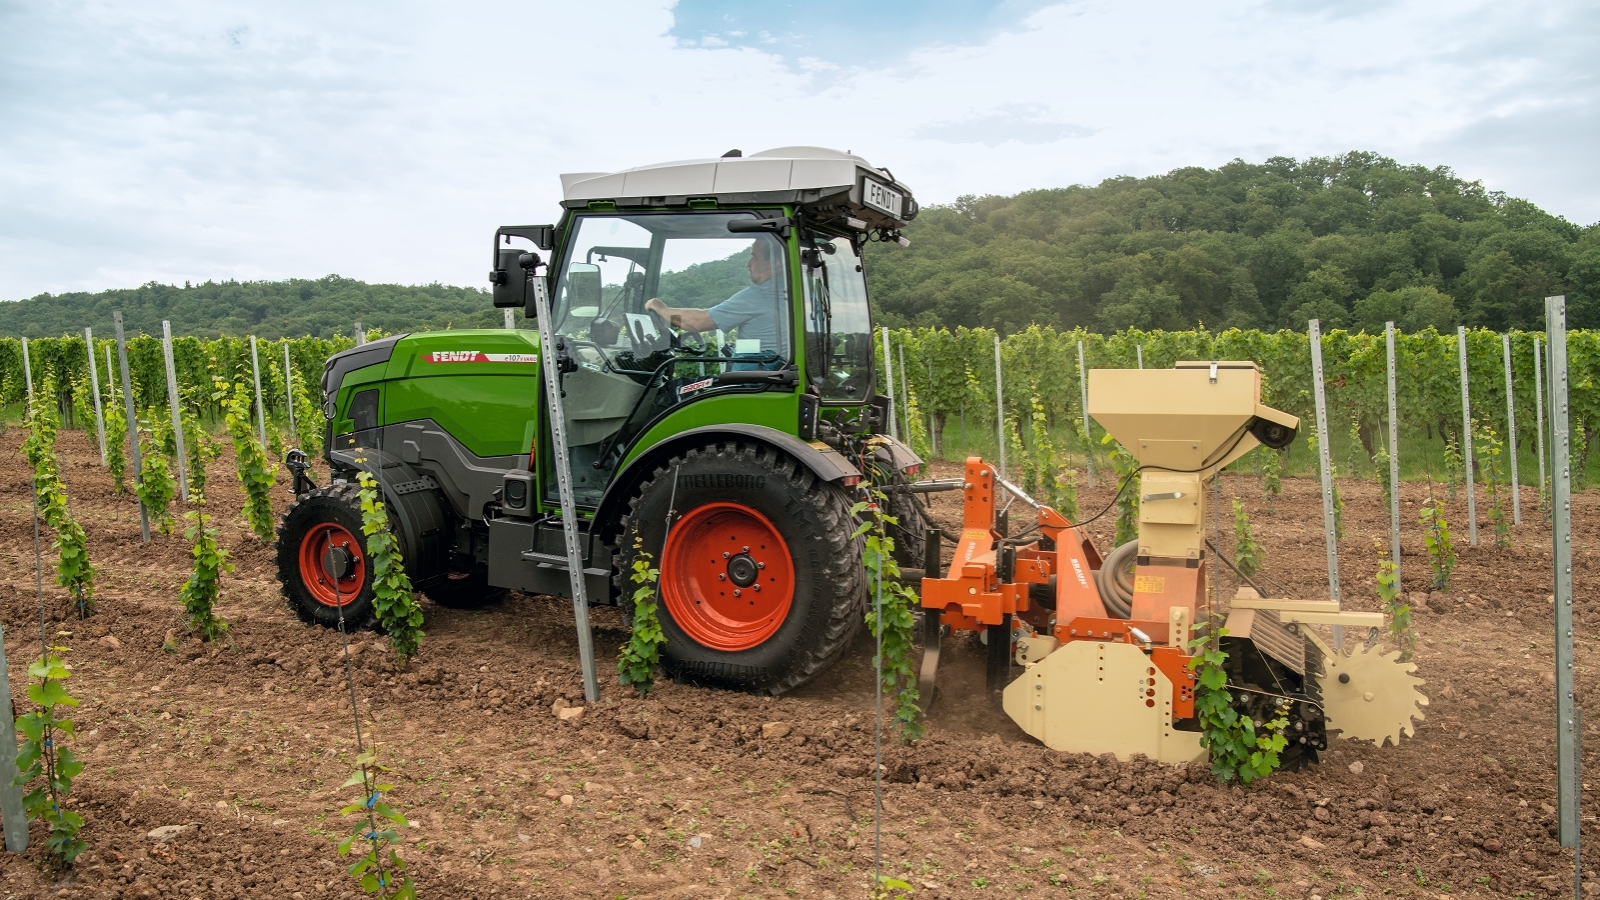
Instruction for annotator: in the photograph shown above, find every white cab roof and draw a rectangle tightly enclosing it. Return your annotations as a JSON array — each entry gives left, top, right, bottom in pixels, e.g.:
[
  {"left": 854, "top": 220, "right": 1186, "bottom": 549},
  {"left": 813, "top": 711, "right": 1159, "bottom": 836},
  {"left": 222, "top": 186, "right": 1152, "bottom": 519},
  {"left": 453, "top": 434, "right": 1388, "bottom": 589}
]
[{"left": 560, "top": 146, "right": 894, "bottom": 202}]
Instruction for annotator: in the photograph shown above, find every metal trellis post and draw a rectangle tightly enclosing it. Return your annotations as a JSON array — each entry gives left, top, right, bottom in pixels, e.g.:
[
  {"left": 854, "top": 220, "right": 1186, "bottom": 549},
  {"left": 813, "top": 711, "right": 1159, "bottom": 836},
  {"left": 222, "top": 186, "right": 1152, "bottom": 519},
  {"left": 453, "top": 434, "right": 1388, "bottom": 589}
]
[
  {"left": 250, "top": 335, "right": 267, "bottom": 451},
  {"left": 19, "top": 338, "right": 31, "bottom": 402},
  {"left": 898, "top": 343, "right": 910, "bottom": 447},
  {"left": 355, "top": 322, "right": 366, "bottom": 346},
  {"left": 1547, "top": 296, "right": 1580, "bottom": 876},
  {"left": 161, "top": 320, "right": 190, "bottom": 502},
  {"left": 880, "top": 327, "right": 898, "bottom": 442},
  {"left": 504, "top": 308, "right": 515, "bottom": 330},
  {"left": 1385, "top": 322, "right": 1401, "bottom": 586},
  {"left": 1457, "top": 326, "right": 1477, "bottom": 545},
  {"left": 1136, "top": 344, "right": 1143, "bottom": 369},
  {"left": 531, "top": 270, "right": 600, "bottom": 702},
  {"left": 1503, "top": 333, "right": 1521, "bottom": 525},
  {"left": 994, "top": 334, "right": 1006, "bottom": 480},
  {"left": 114, "top": 312, "right": 151, "bottom": 542},
  {"left": 1308, "top": 320, "right": 1342, "bottom": 649},
  {"left": 86, "top": 328, "right": 107, "bottom": 465},
  {"left": 1078, "top": 339, "right": 1095, "bottom": 489}
]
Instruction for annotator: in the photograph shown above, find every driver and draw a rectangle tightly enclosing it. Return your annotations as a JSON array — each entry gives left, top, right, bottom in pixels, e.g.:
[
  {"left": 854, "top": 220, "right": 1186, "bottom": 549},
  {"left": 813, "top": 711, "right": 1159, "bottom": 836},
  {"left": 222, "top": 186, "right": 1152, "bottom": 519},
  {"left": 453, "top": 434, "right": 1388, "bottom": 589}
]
[{"left": 643, "top": 239, "right": 781, "bottom": 354}]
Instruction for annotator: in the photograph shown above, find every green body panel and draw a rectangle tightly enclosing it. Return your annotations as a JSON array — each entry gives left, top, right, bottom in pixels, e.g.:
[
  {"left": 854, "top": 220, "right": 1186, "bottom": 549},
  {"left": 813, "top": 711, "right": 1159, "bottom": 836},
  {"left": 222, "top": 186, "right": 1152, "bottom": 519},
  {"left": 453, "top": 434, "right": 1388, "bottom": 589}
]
[
  {"left": 330, "top": 362, "right": 391, "bottom": 436},
  {"left": 620, "top": 391, "right": 799, "bottom": 470},
  {"left": 338, "top": 330, "right": 543, "bottom": 459}
]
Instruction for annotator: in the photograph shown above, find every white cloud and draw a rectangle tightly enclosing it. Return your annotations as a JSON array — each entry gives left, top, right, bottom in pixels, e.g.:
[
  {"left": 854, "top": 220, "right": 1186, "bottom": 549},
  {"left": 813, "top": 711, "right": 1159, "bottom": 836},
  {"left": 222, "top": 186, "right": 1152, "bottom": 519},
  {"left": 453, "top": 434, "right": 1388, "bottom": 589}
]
[{"left": 0, "top": 0, "right": 1594, "bottom": 303}]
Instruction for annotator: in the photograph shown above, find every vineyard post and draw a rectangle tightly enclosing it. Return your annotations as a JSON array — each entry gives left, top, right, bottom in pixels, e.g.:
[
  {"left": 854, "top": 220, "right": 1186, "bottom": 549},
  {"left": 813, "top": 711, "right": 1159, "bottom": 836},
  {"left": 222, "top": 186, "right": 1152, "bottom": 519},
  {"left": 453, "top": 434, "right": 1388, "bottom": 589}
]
[
  {"left": 504, "top": 308, "right": 515, "bottom": 329},
  {"left": 993, "top": 334, "right": 1006, "bottom": 480},
  {"left": 1308, "top": 320, "right": 1343, "bottom": 650},
  {"left": 879, "top": 327, "right": 898, "bottom": 441},
  {"left": 530, "top": 268, "right": 601, "bottom": 702},
  {"left": 1456, "top": 326, "right": 1478, "bottom": 546},
  {"left": 928, "top": 358, "right": 938, "bottom": 456},
  {"left": 1502, "top": 334, "right": 1521, "bottom": 525},
  {"left": 20, "top": 337, "right": 32, "bottom": 402},
  {"left": 84, "top": 328, "right": 107, "bottom": 466},
  {"left": 284, "top": 342, "right": 296, "bottom": 436},
  {"left": 897, "top": 342, "right": 910, "bottom": 449},
  {"left": 1136, "top": 345, "right": 1143, "bottom": 369},
  {"left": 1077, "top": 339, "right": 1095, "bottom": 489},
  {"left": 1385, "top": 322, "right": 1401, "bottom": 587},
  {"left": 355, "top": 322, "right": 366, "bottom": 345},
  {"left": 250, "top": 336, "right": 268, "bottom": 450},
  {"left": 113, "top": 312, "right": 150, "bottom": 542},
  {"left": 1534, "top": 337, "right": 1547, "bottom": 500},
  {"left": 0, "top": 614, "right": 25, "bottom": 852},
  {"left": 1546, "top": 295, "right": 1580, "bottom": 867},
  {"left": 160, "top": 321, "right": 191, "bottom": 502}
]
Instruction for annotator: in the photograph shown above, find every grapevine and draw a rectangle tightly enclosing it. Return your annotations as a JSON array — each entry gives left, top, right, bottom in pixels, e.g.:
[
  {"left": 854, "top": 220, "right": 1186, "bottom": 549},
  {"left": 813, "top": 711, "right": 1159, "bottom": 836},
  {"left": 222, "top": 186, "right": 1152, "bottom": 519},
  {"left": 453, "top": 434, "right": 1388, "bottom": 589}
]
[
  {"left": 1373, "top": 540, "right": 1415, "bottom": 661},
  {"left": 337, "top": 746, "right": 417, "bottom": 899},
  {"left": 136, "top": 410, "right": 177, "bottom": 533},
  {"left": 1231, "top": 498, "right": 1260, "bottom": 578},
  {"left": 25, "top": 379, "right": 96, "bottom": 617},
  {"left": 852, "top": 489, "right": 924, "bottom": 742},
  {"left": 214, "top": 376, "right": 278, "bottom": 541},
  {"left": 15, "top": 636, "right": 85, "bottom": 867},
  {"left": 356, "top": 469, "right": 426, "bottom": 659},
  {"left": 617, "top": 531, "right": 665, "bottom": 695},
  {"left": 179, "top": 504, "right": 232, "bottom": 642},
  {"left": 1420, "top": 494, "right": 1456, "bottom": 591},
  {"left": 1187, "top": 617, "right": 1288, "bottom": 785}
]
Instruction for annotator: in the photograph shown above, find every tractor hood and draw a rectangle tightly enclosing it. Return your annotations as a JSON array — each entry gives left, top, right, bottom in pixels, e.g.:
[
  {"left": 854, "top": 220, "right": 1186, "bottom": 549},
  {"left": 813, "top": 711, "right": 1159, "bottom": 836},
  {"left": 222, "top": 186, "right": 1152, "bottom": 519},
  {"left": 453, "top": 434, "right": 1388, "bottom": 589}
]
[{"left": 559, "top": 146, "right": 917, "bottom": 230}]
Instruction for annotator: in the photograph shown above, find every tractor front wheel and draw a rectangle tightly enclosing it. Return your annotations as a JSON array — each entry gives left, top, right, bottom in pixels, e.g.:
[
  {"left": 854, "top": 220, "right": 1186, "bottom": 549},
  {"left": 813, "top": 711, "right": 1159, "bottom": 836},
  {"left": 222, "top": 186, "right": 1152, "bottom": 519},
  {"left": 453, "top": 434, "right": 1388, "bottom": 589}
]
[
  {"left": 617, "top": 442, "right": 866, "bottom": 694},
  {"left": 275, "top": 483, "right": 378, "bottom": 631}
]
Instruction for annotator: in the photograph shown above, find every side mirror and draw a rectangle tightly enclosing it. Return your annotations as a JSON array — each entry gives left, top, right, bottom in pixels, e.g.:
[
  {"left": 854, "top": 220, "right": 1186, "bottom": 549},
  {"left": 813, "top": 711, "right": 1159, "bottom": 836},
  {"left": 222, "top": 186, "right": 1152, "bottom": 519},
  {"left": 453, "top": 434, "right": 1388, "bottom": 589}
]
[
  {"left": 491, "top": 248, "right": 528, "bottom": 308},
  {"left": 566, "top": 263, "right": 602, "bottom": 312}
]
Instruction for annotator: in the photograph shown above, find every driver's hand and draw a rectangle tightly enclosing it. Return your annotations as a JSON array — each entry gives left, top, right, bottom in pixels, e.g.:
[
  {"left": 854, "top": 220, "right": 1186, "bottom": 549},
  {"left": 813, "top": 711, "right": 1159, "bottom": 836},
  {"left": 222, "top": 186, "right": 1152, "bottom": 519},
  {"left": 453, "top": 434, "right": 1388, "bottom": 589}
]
[{"left": 644, "top": 298, "right": 666, "bottom": 317}]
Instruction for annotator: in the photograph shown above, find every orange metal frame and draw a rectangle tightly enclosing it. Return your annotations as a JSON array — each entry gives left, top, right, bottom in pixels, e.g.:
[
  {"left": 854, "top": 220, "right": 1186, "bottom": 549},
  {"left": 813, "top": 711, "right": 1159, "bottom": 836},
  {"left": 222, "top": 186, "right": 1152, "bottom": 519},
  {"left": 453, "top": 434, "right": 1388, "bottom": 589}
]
[{"left": 919, "top": 458, "right": 1197, "bottom": 718}]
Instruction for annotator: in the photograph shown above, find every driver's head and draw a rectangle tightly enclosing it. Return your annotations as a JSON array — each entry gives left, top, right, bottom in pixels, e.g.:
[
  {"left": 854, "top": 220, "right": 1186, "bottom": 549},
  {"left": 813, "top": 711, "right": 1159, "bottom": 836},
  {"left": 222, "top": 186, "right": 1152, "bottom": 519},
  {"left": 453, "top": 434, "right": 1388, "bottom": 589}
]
[{"left": 747, "top": 239, "right": 775, "bottom": 286}]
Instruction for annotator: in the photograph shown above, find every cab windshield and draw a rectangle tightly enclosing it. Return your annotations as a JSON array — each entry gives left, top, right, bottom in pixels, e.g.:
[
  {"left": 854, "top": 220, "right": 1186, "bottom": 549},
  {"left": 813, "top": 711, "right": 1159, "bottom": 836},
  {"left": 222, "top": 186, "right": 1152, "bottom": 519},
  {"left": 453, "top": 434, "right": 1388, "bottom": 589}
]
[
  {"left": 545, "top": 212, "right": 793, "bottom": 505},
  {"left": 802, "top": 234, "right": 874, "bottom": 403}
]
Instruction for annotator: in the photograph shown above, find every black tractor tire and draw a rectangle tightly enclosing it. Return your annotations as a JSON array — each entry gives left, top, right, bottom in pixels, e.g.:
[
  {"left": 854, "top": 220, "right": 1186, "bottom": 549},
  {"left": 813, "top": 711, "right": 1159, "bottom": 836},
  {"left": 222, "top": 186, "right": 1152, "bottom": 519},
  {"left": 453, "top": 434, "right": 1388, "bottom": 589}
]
[
  {"left": 884, "top": 472, "right": 931, "bottom": 571},
  {"left": 423, "top": 562, "right": 510, "bottom": 610},
  {"left": 615, "top": 441, "right": 867, "bottom": 695},
  {"left": 275, "top": 483, "right": 379, "bottom": 631}
]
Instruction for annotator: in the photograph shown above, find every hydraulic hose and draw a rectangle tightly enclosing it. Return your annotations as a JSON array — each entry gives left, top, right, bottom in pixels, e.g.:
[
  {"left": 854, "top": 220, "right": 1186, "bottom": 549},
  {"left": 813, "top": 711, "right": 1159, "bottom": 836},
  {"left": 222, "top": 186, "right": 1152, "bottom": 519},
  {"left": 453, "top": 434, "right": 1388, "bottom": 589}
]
[{"left": 1093, "top": 540, "right": 1138, "bottom": 620}]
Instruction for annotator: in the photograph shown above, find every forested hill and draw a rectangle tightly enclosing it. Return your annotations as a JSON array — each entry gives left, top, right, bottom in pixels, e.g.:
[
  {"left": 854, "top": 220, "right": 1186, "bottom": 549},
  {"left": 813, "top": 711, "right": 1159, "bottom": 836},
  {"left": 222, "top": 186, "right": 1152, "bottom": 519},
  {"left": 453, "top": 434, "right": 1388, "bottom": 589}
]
[
  {"left": 865, "top": 151, "right": 1600, "bottom": 334},
  {"left": 4, "top": 152, "right": 1597, "bottom": 338},
  {"left": 0, "top": 276, "right": 502, "bottom": 340}
]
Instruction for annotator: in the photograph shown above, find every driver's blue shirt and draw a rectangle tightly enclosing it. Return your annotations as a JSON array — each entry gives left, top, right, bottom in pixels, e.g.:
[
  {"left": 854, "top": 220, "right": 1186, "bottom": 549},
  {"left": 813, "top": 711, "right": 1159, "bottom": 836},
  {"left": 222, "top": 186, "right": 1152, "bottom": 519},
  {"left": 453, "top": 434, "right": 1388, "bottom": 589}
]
[{"left": 708, "top": 278, "right": 782, "bottom": 354}]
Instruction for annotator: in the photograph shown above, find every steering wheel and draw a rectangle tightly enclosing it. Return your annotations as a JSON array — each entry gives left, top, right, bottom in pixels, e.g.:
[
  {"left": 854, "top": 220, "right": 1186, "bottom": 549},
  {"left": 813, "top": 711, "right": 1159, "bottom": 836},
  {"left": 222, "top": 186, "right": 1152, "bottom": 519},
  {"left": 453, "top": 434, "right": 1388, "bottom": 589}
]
[{"left": 647, "top": 308, "right": 706, "bottom": 353}]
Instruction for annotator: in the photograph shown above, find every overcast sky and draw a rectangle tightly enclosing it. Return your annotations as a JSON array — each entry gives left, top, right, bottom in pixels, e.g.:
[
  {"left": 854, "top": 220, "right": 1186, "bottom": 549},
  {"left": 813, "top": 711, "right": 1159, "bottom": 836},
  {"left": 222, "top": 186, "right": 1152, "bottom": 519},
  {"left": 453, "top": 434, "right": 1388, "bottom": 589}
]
[{"left": 2, "top": 0, "right": 1595, "bottom": 301}]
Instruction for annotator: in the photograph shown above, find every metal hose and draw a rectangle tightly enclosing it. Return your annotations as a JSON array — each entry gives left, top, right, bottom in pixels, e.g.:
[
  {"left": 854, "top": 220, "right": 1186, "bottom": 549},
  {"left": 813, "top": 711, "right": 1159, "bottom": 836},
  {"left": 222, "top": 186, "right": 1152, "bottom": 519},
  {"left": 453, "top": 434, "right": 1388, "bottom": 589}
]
[{"left": 1093, "top": 540, "right": 1138, "bottom": 620}]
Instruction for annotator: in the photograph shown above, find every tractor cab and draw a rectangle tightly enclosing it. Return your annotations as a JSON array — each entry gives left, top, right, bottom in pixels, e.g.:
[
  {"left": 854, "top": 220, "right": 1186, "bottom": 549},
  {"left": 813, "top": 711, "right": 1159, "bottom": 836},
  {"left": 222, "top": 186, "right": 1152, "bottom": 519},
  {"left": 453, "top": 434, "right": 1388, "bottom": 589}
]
[{"left": 496, "top": 147, "right": 918, "bottom": 510}]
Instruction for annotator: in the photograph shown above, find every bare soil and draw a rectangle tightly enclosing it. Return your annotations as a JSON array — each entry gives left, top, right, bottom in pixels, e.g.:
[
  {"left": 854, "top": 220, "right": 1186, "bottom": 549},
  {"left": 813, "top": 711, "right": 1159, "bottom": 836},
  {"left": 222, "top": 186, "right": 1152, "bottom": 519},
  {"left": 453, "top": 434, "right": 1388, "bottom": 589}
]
[{"left": 0, "top": 429, "right": 1597, "bottom": 899}]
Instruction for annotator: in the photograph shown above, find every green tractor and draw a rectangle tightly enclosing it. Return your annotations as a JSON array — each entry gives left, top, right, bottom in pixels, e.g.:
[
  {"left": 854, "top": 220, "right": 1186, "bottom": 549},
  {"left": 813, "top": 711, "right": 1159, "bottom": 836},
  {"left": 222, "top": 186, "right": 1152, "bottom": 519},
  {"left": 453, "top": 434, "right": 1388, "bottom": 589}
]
[{"left": 276, "top": 147, "right": 928, "bottom": 694}]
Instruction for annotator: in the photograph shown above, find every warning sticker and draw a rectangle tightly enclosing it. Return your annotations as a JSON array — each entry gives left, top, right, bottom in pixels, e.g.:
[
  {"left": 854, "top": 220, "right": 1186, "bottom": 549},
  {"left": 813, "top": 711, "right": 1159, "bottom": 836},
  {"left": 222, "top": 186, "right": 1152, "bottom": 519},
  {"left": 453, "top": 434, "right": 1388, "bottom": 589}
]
[
  {"left": 1133, "top": 575, "right": 1166, "bottom": 594},
  {"left": 422, "top": 351, "right": 539, "bottom": 363}
]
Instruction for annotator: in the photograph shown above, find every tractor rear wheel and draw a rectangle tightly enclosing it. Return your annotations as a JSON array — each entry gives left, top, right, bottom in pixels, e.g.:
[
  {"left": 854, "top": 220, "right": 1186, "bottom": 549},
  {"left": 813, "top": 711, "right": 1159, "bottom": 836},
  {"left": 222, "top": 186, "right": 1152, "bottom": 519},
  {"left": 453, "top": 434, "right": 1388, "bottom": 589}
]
[
  {"left": 616, "top": 442, "right": 866, "bottom": 694},
  {"left": 275, "top": 483, "right": 378, "bottom": 631}
]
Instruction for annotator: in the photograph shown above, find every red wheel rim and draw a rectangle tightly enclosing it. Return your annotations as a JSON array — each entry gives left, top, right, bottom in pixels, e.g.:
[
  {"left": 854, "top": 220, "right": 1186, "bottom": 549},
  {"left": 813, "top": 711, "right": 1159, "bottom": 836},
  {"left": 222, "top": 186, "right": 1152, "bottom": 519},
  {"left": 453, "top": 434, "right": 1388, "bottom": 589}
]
[
  {"left": 297, "top": 522, "right": 365, "bottom": 607},
  {"left": 660, "top": 502, "right": 795, "bottom": 651}
]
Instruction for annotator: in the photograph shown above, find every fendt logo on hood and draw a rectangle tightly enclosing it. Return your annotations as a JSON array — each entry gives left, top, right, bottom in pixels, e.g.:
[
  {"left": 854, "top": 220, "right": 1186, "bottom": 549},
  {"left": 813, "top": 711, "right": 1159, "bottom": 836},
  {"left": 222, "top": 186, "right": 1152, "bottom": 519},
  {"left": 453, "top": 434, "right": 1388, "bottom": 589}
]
[{"left": 422, "top": 351, "right": 538, "bottom": 364}]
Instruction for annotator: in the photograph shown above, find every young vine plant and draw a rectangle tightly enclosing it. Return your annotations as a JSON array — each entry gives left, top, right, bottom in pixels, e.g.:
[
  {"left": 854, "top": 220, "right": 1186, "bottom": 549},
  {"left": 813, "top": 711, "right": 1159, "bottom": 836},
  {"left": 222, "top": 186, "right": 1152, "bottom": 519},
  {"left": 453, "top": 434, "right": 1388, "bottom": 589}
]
[
  {"left": 136, "top": 410, "right": 177, "bottom": 533},
  {"left": 179, "top": 502, "right": 232, "bottom": 642},
  {"left": 1420, "top": 494, "right": 1456, "bottom": 591},
  {"left": 852, "top": 488, "right": 924, "bottom": 741},
  {"left": 1474, "top": 421, "right": 1511, "bottom": 548},
  {"left": 1260, "top": 446, "right": 1282, "bottom": 513},
  {"left": 1373, "top": 540, "right": 1415, "bottom": 661},
  {"left": 1231, "top": 498, "right": 1260, "bottom": 579},
  {"left": 356, "top": 469, "right": 425, "bottom": 659},
  {"left": 617, "top": 531, "right": 665, "bottom": 695},
  {"left": 15, "top": 634, "right": 85, "bottom": 867},
  {"left": 214, "top": 376, "right": 278, "bottom": 541},
  {"left": 24, "top": 379, "right": 96, "bottom": 617},
  {"left": 1187, "top": 616, "right": 1288, "bottom": 784},
  {"left": 1103, "top": 434, "right": 1141, "bottom": 547},
  {"left": 104, "top": 383, "right": 128, "bottom": 494},
  {"left": 337, "top": 746, "right": 416, "bottom": 899}
]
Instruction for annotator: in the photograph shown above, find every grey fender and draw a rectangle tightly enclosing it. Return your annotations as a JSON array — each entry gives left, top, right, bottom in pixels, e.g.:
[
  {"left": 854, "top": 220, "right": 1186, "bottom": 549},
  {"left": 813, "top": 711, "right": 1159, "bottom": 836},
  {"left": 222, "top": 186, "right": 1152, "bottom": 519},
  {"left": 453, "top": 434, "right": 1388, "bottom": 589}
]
[
  {"left": 590, "top": 423, "right": 864, "bottom": 544},
  {"left": 870, "top": 435, "right": 923, "bottom": 473},
  {"left": 327, "top": 447, "right": 449, "bottom": 588}
]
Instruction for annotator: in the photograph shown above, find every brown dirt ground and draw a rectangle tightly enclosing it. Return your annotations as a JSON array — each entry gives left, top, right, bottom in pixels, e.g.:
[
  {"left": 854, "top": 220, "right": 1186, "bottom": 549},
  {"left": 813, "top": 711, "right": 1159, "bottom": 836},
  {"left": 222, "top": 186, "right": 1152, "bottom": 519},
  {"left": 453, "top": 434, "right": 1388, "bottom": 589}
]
[{"left": 0, "top": 428, "right": 1597, "bottom": 899}]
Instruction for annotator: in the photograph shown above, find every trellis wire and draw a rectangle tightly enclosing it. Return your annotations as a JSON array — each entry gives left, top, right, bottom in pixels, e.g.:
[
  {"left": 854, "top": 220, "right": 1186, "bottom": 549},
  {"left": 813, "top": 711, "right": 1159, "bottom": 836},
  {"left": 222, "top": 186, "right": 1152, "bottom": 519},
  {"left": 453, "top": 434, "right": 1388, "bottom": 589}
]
[
  {"left": 161, "top": 321, "right": 190, "bottom": 502},
  {"left": 85, "top": 328, "right": 107, "bottom": 466},
  {"left": 1308, "top": 319, "right": 1342, "bottom": 650},
  {"left": 1457, "top": 326, "right": 1477, "bottom": 546},
  {"left": 1502, "top": 334, "right": 1521, "bottom": 525}
]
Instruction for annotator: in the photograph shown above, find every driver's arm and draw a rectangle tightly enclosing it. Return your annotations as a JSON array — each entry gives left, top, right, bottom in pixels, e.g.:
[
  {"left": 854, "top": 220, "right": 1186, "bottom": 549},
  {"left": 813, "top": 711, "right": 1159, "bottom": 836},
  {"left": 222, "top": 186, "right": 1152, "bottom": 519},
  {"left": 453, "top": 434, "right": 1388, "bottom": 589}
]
[{"left": 643, "top": 297, "right": 715, "bottom": 333}]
